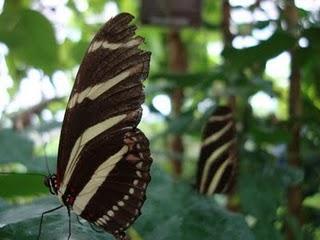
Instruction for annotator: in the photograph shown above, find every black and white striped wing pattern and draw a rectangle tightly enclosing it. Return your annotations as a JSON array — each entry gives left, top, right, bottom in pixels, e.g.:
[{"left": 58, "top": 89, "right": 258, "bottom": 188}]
[
  {"left": 196, "top": 106, "right": 236, "bottom": 195},
  {"left": 53, "top": 13, "right": 152, "bottom": 239}
]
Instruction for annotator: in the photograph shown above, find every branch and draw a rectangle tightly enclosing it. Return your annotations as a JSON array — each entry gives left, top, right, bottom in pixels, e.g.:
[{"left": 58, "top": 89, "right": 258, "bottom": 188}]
[
  {"left": 285, "top": 1, "right": 303, "bottom": 239},
  {"left": 168, "top": 30, "right": 187, "bottom": 177},
  {"left": 10, "top": 97, "right": 65, "bottom": 130}
]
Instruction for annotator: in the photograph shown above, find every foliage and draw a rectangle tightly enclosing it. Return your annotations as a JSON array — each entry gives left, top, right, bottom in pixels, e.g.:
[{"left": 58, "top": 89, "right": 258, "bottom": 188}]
[
  {"left": 0, "top": 0, "right": 320, "bottom": 240},
  {"left": 0, "top": 167, "right": 254, "bottom": 239}
]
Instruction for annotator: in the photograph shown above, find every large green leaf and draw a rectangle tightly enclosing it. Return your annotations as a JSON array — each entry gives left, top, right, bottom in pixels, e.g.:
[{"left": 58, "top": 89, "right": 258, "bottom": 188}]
[
  {"left": 0, "top": 198, "right": 113, "bottom": 240},
  {"left": 149, "top": 71, "right": 222, "bottom": 88},
  {"left": 0, "top": 166, "right": 255, "bottom": 240},
  {"left": 222, "top": 31, "right": 296, "bottom": 69},
  {"left": 134, "top": 167, "right": 255, "bottom": 240},
  {"left": 303, "top": 193, "right": 320, "bottom": 210},
  {"left": 0, "top": 174, "right": 47, "bottom": 199},
  {"left": 238, "top": 150, "right": 303, "bottom": 240},
  {"left": 0, "top": 6, "right": 58, "bottom": 74},
  {"left": 60, "top": 39, "right": 89, "bottom": 69}
]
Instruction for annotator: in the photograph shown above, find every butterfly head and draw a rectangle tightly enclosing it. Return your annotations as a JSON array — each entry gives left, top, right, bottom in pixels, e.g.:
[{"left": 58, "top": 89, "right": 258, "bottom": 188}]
[{"left": 44, "top": 174, "right": 59, "bottom": 195}]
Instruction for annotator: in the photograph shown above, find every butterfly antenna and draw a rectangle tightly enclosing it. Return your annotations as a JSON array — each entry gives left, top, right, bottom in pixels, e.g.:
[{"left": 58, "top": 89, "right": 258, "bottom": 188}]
[{"left": 43, "top": 142, "right": 51, "bottom": 175}]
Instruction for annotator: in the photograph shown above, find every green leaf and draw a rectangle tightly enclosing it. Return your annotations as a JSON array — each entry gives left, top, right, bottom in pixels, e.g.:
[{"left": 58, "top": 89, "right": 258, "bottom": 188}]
[
  {"left": 303, "top": 193, "right": 320, "bottom": 210},
  {"left": 303, "top": 27, "right": 320, "bottom": 51},
  {"left": 255, "top": 20, "right": 271, "bottom": 30},
  {"left": 0, "top": 8, "right": 58, "bottom": 74},
  {"left": 134, "top": 167, "right": 255, "bottom": 240},
  {"left": 250, "top": 125, "right": 291, "bottom": 144},
  {"left": 150, "top": 71, "right": 222, "bottom": 88},
  {"left": 166, "top": 112, "right": 195, "bottom": 134},
  {"left": 0, "top": 198, "right": 113, "bottom": 240},
  {"left": 60, "top": 39, "right": 89, "bottom": 69},
  {"left": 222, "top": 31, "right": 296, "bottom": 69},
  {"left": 0, "top": 174, "right": 47, "bottom": 199},
  {"left": 238, "top": 150, "right": 300, "bottom": 240},
  {"left": 0, "top": 166, "right": 255, "bottom": 240}
]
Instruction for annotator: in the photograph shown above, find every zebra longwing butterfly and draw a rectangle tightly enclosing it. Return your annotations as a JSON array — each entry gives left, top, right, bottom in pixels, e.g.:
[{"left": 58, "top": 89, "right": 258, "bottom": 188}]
[
  {"left": 196, "top": 106, "right": 236, "bottom": 195},
  {"left": 42, "top": 13, "right": 152, "bottom": 240}
]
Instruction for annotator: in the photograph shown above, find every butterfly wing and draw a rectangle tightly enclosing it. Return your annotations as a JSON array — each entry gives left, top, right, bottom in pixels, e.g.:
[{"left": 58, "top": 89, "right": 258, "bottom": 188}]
[
  {"left": 55, "top": 13, "right": 152, "bottom": 238},
  {"left": 196, "top": 106, "right": 236, "bottom": 195}
]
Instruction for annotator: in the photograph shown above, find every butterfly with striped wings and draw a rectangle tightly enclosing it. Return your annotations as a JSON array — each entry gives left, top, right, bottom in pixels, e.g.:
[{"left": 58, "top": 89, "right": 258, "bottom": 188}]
[
  {"left": 41, "top": 13, "right": 152, "bottom": 240},
  {"left": 196, "top": 106, "right": 237, "bottom": 195}
]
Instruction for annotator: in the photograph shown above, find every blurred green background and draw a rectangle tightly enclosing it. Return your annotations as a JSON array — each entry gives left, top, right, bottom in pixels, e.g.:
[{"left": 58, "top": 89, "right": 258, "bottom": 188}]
[{"left": 0, "top": 0, "right": 319, "bottom": 239}]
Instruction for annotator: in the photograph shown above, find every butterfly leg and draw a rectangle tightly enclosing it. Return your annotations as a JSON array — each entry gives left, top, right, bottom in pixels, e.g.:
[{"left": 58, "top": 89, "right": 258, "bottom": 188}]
[
  {"left": 76, "top": 215, "right": 84, "bottom": 225},
  {"left": 37, "top": 205, "right": 64, "bottom": 240},
  {"left": 67, "top": 207, "right": 72, "bottom": 240},
  {"left": 89, "top": 223, "right": 104, "bottom": 233}
]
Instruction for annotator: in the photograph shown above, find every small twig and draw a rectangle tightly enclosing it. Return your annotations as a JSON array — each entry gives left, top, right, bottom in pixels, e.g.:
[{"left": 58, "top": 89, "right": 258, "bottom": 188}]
[{"left": 9, "top": 97, "right": 65, "bottom": 130}]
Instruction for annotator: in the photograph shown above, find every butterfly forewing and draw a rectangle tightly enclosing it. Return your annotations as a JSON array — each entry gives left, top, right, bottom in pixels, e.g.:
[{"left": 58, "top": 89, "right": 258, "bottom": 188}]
[
  {"left": 196, "top": 106, "right": 236, "bottom": 195},
  {"left": 54, "top": 13, "right": 152, "bottom": 239}
]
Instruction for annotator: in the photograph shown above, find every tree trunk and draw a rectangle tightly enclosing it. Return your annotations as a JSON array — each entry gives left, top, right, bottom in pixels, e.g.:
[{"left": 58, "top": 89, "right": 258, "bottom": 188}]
[
  {"left": 285, "top": 1, "right": 303, "bottom": 239},
  {"left": 168, "top": 30, "right": 187, "bottom": 177},
  {"left": 221, "top": 0, "right": 233, "bottom": 48},
  {"left": 220, "top": 0, "right": 239, "bottom": 212}
]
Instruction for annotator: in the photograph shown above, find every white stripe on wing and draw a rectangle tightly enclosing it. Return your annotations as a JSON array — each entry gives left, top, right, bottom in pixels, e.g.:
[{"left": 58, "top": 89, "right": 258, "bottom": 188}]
[
  {"left": 68, "top": 65, "right": 142, "bottom": 109},
  {"left": 88, "top": 37, "right": 143, "bottom": 53},
  {"left": 199, "top": 139, "right": 235, "bottom": 194},
  {"left": 58, "top": 114, "right": 127, "bottom": 197},
  {"left": 72, "top": 145, "right": 128, "bottom": 215}
]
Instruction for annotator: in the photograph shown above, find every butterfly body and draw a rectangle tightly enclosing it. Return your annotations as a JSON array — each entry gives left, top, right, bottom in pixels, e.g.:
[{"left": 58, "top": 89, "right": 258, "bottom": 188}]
[{"left": 42, "top": 13, "right": 152, "bottom": 240}]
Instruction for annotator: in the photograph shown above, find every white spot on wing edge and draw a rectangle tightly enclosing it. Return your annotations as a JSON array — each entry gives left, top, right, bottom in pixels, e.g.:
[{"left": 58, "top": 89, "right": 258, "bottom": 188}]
[
  {"left": 99, "top": 217, "right": 107, "bottom": 224},
  {"left": 136, "top": 170, "right": 142, "bottom": 178},
  {"left": 124, "top": 195, "right": 129, "bottom": 200},
  {"left": 103, "top": 215, "right": 110, "bottom": 221},
  {"left": 133, "top": 179, "right": 139, "bottom": 185},
  {"left": 136, "top": 162, "right": 143, "bottom": 169},
  {"left": 107, "top": 210, "right": 115, "bottom": 217}
]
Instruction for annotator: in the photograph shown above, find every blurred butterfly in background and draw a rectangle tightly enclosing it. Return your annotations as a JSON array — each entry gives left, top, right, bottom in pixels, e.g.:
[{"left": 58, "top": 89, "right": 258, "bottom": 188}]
[
  {"left": 196, "top": 106, "right": 237, "bottom": 196},
  {"left": 40, "top": 12, "right": 152, "bottom": 240}
]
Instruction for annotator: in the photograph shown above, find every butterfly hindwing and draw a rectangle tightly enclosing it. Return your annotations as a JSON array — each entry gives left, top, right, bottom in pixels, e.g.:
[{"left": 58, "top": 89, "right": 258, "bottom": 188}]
[
  {"left": 196, "top": 106, "right": 236, "bottom": 195},
  {"left": 74, "top": 129, "right": 151, "bottom": 237},
  {"left": 53, "top": 13, "right": 152, "bottom": 239}
]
